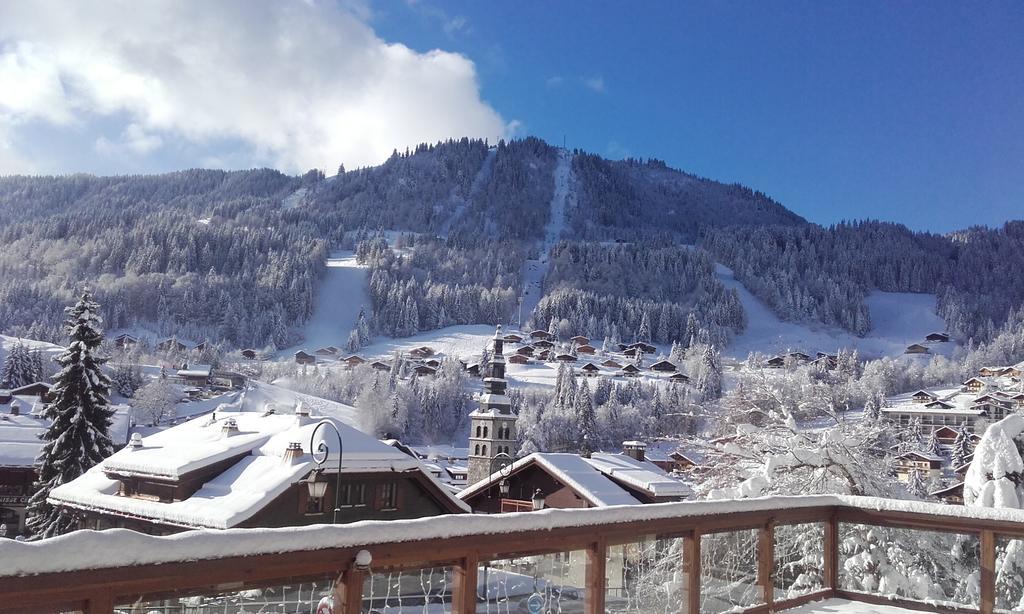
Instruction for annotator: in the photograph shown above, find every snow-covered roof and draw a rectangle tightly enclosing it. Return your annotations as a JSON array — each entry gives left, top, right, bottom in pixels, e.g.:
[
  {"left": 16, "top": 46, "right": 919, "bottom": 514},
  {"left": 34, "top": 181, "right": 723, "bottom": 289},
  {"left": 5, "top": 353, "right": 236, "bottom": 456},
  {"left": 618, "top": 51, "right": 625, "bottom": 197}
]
[
  {"left": 49, "top": 410, "right": 469, "bottom": 528},
  {"left": 0, "top": 405, "right": 132, "bottom": 468},
  {"left": 177, "top": 364, "right": 212, "bottom": 378},
  {"left": 587, "top": 453, "right": 692, "bottom": 498}
]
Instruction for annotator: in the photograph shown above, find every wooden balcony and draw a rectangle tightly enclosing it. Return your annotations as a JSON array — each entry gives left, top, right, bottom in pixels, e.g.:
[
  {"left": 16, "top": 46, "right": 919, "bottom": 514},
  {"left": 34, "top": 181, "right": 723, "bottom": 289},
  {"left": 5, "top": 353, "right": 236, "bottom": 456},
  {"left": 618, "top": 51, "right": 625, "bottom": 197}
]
[{"left": 0, "top": 494, "right": 1017, "bottom": 613}]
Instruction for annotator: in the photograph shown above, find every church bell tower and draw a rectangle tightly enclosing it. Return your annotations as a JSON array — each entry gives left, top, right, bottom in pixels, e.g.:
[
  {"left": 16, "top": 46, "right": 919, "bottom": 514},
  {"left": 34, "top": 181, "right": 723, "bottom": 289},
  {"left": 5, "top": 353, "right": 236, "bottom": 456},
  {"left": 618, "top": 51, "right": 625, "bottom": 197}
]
[{"left": 467, "top": 325, "right": 518, "bottom": 485}]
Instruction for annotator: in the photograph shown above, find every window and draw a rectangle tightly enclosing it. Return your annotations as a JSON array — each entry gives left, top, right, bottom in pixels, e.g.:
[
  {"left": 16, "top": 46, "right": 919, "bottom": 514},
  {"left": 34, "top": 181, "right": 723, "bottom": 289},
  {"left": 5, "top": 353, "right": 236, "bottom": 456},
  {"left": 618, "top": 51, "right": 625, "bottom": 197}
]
[
  {"left": 475, "top": 425, "right": 481, "bottom": 437},
  {"left": 475, "top": 444, "right": 480, "bottom": 455},
  {"left": 379, "top": 483, "right": 399, "bottom": 511},
  {"left": 340, "top": 483, "right": 367, "bottom": 507},
  {"left": 483, "top": 426, "right": 489, "bottom": 437},
  {"left": 304, "top": 491, "right": 325, "bottom": 514}
]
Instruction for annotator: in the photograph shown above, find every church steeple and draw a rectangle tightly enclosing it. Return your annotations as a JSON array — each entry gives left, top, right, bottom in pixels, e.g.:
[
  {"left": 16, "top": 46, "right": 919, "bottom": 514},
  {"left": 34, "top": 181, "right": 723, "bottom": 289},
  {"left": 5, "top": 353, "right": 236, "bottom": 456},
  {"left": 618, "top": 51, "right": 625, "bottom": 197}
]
[{"left": 468, "top": 325, "right": 518, "bottom": 484}]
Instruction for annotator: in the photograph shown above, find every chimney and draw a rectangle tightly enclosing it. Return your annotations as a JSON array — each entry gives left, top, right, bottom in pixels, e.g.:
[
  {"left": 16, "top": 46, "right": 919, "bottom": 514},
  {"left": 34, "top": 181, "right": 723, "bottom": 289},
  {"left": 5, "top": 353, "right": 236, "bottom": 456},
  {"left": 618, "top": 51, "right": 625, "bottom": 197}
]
[
  {"left": 282, "top": 441, "right": 304, "bottom": 465},
  {"left": 623, "top": 441, "right": 646, "bottom": 462},
  {"left": 129, "top": 432, "right": 143, "bottom": 449},
  {"left": 221, "top": 417, "right": 239, "bottom": 436}
]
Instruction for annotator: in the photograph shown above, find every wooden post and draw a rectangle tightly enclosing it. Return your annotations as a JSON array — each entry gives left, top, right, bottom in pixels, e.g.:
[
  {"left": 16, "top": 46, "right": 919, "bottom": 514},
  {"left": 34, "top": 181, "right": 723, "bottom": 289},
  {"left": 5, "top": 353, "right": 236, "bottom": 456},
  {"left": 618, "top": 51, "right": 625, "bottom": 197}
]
[
  {"left": 683, "top": 532, "right": 701, "bottom": 614},
  {"left": 585, "top": 539, "right": 608, "bottom": 614},
  {"left": 758, "top": 522, "right": 774, "bottom": 608},
  {"left": 981, "top": 530, "right": 995, "bottom": 614},
  {"left": 823, "top": 513, "right": 839, "bottom": 594},
  {"left": 334, "top": 568, "right": 364, "bottom": 614},
  {"left": 83, "top": 591, "right": 114, "bottom": 614},
  {"left": 453, "top": 554, "right": 480, "bottom": 614}
]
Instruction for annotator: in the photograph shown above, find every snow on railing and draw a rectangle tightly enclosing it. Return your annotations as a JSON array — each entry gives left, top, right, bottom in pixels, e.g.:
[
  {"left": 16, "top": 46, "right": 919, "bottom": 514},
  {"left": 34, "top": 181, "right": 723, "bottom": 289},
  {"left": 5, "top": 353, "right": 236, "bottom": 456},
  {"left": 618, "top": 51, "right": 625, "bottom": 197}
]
[{"left": 3, "top": 495, "right": 1024, "bottom": 613}]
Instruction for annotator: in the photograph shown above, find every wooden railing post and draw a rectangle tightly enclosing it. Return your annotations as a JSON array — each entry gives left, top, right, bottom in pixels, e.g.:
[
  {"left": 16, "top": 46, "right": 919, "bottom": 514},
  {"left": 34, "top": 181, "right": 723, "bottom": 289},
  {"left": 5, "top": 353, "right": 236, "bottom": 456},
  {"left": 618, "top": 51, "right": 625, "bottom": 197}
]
[
  {"left": 333, "top": 568, "right": 364, "bottom": 614},
  {"left": 683, "top": 531, "right": 701, "bottom": 614},
  {"left": 981, "top": 530, "right": 995, "bottom": 614},
  {"left": 84, "top": 590, "right": 113, "bottom": 614},
  {"left": 585, "top": 538, "right": 607, "bottom": 614},
  {"left": 453, "top": 554, "right": 480, "bottom": 614},
  {"left": 823, "top": 512, "right": 839, "bottom": 595},
  {"left": 758, "top": 521, "right": 775, "bottom": 608}
]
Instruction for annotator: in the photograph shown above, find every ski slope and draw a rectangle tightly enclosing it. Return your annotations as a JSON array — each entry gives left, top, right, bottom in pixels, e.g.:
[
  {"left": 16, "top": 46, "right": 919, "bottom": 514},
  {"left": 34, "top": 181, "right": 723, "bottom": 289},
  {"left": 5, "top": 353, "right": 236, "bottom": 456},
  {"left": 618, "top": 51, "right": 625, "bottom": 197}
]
[
  {"left": 438, "top": 148, "right": 495, "bottom": 238},
  {"left": 520, "top": 148, "right": 574, "bottom": 325},
  {"left": 284, "top": 251, "right": 369, "bottom": 354},
  {"left": 717, "top": 263, "right": 951, "bottom": 360}
]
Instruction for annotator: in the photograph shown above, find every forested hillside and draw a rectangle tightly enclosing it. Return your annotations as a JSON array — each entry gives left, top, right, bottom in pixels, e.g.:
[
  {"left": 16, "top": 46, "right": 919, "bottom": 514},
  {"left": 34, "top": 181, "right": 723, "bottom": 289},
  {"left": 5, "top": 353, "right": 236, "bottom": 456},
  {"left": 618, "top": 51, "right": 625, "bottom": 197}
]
[{"left": 0, "top": 137, "right": 1021, "bottom": 350}]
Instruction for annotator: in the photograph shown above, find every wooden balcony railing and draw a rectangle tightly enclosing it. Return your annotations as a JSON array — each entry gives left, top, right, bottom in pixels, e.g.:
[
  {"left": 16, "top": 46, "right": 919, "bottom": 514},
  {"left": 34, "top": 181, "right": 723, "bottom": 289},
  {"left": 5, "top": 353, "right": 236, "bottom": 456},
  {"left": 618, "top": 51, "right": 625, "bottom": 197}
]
[{"left": 0, "top": 495, "right": 1019, "bottom": 614}]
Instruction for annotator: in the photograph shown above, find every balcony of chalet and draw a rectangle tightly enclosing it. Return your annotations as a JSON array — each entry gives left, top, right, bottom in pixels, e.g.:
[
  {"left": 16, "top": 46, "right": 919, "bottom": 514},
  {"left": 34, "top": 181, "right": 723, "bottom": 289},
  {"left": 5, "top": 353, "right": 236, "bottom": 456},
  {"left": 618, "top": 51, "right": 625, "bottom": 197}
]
[{"left": 0, "top": 494, "right": 1016, "bottom": 614}]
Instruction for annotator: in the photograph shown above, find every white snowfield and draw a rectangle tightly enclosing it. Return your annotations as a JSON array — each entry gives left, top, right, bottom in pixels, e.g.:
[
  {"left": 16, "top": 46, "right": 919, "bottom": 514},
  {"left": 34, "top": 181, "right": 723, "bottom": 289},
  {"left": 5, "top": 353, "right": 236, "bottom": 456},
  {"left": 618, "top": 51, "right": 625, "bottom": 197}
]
[
  {"left": 519, "top": 148, "right": 574, "bottom": 323},
  {"left": 283, "top": 251, "right": 369, "bottom": 356},
  {"left": 5, "top": 494, "right": 1024, "bottom": 577},
  {"left": 716, "top": 263, "right": 950, "bottom": 360}
]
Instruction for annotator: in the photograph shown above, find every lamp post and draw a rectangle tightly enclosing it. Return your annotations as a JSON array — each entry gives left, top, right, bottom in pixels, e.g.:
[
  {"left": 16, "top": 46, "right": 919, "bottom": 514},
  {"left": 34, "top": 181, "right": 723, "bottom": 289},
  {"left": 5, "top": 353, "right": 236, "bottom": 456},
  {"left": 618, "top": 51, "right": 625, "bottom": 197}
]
[
  {"left": 305, "top": 419, "right": 344, "bottom": 524},
  {"left": 531, "top": 488, "right": 546, "bottom": 511}
]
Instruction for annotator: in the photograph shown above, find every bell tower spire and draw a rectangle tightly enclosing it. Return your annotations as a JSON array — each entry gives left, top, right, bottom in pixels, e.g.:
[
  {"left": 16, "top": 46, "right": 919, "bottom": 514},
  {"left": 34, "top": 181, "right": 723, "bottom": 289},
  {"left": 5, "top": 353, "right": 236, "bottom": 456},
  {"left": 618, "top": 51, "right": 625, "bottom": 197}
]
[{"left": 468, "top": 325, "right": 518, "bottom": 484}]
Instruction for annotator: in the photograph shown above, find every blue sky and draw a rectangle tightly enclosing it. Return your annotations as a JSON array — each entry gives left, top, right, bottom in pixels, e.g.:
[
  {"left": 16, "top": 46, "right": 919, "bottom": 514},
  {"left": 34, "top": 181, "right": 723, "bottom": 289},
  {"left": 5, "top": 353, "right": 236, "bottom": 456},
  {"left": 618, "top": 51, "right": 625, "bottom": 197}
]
[
  {"left": 1, "top": 1, "right": 1021, "bottom": 232},
  {"left": 376, "top": 1, "right": 1024, "bottom": 232}
]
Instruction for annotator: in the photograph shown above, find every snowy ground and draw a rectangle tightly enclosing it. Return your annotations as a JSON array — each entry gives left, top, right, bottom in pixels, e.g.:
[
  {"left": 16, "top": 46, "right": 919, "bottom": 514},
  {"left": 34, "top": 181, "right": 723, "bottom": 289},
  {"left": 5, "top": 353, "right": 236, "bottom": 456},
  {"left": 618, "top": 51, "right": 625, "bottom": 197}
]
[
  {"left": 281, "top": 186, "right": 307, "bottom": 210},
  {"left": 357, "top": 324, "right": 498, "bottom": 362},
  {"left": 281, "top": 251, "right": 369, "bottom": 356},
  {"left": 786, "top": 598, "right": 922, "bottom": 613},
  {"left": 519, "top": 148, "right": 574, "bottom": 325},
  {"left": 717, "top": 263, "right": 952, "bottom": 360}
]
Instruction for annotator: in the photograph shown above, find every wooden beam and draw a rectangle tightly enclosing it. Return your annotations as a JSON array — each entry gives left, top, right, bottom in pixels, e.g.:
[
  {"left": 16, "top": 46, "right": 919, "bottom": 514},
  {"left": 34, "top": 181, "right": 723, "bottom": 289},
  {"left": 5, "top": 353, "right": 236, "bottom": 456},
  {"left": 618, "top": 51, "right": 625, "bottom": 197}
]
[
  {"left": 683, "top": 532, "right": 701, "bottom": 614},
  {"left": 83, "top": 591, "right": 114, "bottom": 614},
  {"left": 823, "top": 512, "right": 839, "bottom": 592},
  {"left": 980, "top": 529, "right": 995, "bottom": 614},
  {"left": 337, "top": 568, "right": 364, "bottom": 614},
  {"left": 757, "top": 522, "right": 774, "bottom": 608},
  {"left": 585, "top": 539, "right": 607, "bottom": 614},
  {"left": 452, "top": 554, "right": 479, "bottom": 614}
]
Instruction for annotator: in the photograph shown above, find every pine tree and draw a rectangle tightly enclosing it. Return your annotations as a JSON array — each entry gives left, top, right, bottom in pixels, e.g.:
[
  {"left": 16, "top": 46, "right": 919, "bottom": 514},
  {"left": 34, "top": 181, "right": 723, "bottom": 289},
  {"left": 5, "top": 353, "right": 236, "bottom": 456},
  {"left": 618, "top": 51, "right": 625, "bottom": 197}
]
[
  {"left": 696, "top": 345, "right": 722, "bottom": 401},
  {"left": 0, "top": 341, "right": 36, "bottom": 389},
  {"left": 925, "top": 429, "right": 944, "bottom": 457},
  {"left": 907, "top": 469, "right": 929, "bottom": 499},
  {"left": 574, "top": 379, "right": 597, "bottom": 454},
  {"left": 951, "top": 426, "right": 973, "bottom": 469},
  {"left": 27, "top": 291, "right": 115, "bottom": 539},
  {"left": 636, "top": 312, "right": 651, "bottom": 343}
]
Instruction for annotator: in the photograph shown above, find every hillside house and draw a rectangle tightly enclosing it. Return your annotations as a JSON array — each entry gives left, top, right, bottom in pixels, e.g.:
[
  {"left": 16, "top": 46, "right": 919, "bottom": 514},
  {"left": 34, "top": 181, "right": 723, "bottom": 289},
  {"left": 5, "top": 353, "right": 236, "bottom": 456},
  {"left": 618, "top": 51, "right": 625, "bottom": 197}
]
[
  {"left": 905, "top": 343, "right": 930, "bottom": 355},
  {"left": 963, "top": 377, "right": 985, "bottom": 392},
  {"left": 621, "top": 364, "right": 641, "bottom": 377},
  {"left": 409, "top": 346, "right": 435, "bottom": 359},
  {"left": 193, "top": 342, "right": 208, "bottom": 352},
  {"left": 508, "top": 354, "right": 529, "bottom": 365},
  {"left": 315, "top": 346, "right": 340, "bottom": 358},
  {"left": 765, "top": 356, "right": 786, "bottom": 368},
  {"left": 576, "top": 344, "right": 596, "bottom": 355},
  {"left": 113, "top": 334, "right": 138, "bottom": 349},
  {"left": 570, "top": 335, "right": 590, "bottom": 346},
  {"left": 49, "top": 410, "right": 468, "bottom": 535},
  {"left": 580, "top": 363, "right": 601, "bottom": 377},
  {"left": 926, "top": 332, "right": 951, "bottom": 343},
  {"left": 515, "top": 346, "right": 534, "bottom": 357},
  {"left": 293, "top": 351, "right": 316, "bottom": 366},
  {"left": 650, "top": 360, "right": 677, "bottom": 373},
  {"left": 370, "top": 361, "right": 391, "bottom": 372},
  {"left": 341, "top": 355, "right": 366, "bottom": 369},
  {"left": 412, "top": 365, "right": 437, "bottom": 377},
  {"left": 893, "top": 451, "right": 943, "bottom": 483},
  {"left": 502, "top": 333, "right": 524, "bottom": 343},
  {"left": 240, "top": 349, "right": 259, "bottom": 360},
  {"left": 911, "top": 390, "right": 938, "bottom": 403},
  {"left": 602, "top": 359, "right": 623, "bottom": 369},
  {"left": 211, "top": 370, "right": 246, "bottom": 390},
  {"left": 555, "top": 353, "right": 577, "bottom": 363},
  {"left": 176, "top": 364, "right": 212, "bottom": 388},
  {"left": 532, "top": 339, "right": 554, "bottom": 349},
  {"left": 9, "top": 382, "right": 52, "bottom": 403},
  {"left": 529, "top": 330, "right": 551, "bottom": 340},
  {"left": 669, "top": 372, "right": 691, "bottom": 385},
  {"left": 932, "top": 482, "right": 964, "bottom": 505},
  {"left": 627, "top": 342, "right": 657, "bottom": 354},
  {"left": 157, "top": 338, "right": 188, "bottom": 353}
]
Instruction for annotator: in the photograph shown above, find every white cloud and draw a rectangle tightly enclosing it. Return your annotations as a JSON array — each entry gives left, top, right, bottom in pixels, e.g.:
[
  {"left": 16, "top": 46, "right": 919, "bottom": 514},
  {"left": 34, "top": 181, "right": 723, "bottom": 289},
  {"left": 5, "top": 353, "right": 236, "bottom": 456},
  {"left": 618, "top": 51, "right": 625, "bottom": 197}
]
[
  {"left": 0, "top": 0, "right": 507, "bottom": 172},
  {"left": 583, "top": 76, "right": 607, "bottom": 93},
  {"left": 545, "top": 76, "right": 564, "bottom": 88}
]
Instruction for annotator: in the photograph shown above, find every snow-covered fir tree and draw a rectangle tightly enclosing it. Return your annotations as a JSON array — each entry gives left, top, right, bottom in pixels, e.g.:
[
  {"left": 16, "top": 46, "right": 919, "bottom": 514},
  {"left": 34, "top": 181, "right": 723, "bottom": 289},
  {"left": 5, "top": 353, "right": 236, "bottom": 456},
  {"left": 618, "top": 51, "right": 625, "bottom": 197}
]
[
  {"left": 26, "top": 291, "right": 115, "bottom": 539},
  {"left": 0, "top": 340, "right": 42, "bottom": 388}
]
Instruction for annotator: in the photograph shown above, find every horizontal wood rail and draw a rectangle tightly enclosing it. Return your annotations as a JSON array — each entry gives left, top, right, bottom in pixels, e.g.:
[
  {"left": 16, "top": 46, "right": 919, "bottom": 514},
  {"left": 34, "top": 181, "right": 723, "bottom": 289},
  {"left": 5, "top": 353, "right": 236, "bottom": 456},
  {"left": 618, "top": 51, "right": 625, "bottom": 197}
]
[{"left": 0, "top": 496, "right": 1017, "bottom": 614}]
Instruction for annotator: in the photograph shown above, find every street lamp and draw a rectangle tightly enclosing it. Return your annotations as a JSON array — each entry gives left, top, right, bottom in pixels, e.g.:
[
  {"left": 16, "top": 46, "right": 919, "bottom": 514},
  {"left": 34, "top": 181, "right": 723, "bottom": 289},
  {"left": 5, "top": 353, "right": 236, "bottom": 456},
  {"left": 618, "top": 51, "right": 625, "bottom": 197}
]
[
  {"left": 531, "top": 489, "right": 546, "bottom": 511},
  {"left": 305, "top": 419, "right": 344, "bottom": 524},
  {"left": 489, "top": 452, "right": 514, "bottom": 500}
]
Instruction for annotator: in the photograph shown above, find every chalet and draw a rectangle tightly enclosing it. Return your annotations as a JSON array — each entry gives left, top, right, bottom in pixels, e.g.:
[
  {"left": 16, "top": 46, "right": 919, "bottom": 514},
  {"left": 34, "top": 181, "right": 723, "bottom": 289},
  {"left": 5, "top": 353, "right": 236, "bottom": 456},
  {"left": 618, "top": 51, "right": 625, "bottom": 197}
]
[
  {"left": 0, "top": 390, "right": 10, "bottom": 405},
  {"left": 668, "top": 451, "right": 701, "bottom": 472},
  {"left": 211, "top": 370, "right": 246, "bottom": 390},
  {"left": 650, "top": 360, "right": 677, "bottom": 373},
  {"left": 602, "top": 359, "right": 623, "bottom": 369},
  {"left": 293, "top": 351, "right": 316, "bottom": 366},
  {"left": 341, "top": 355, "right": 367, "bottom": 369},
  {"left": 412, "top": 365, "right": 437, "bottom": 377},
  {"left": 626, "top": 342, "right": 657, "bottom": 355},
  {"left": 502, "top": 333, "right": 524, "bottom": 344},
  {"left": 570, "top": 335, "right": 590, "bottom": 346},
  {"left": 515, "top": 346, "right": 534, "bottom": 357},
  {"left": 532, "top": 339, "right": 554, "bottom": 349},
  {"left": 811, "top": 355, "right": 838, "bottom": 370},
  {"left": 787, "top": 352, "right": 812, "bottom": 363},
  {"left": 157, "top": 338, "right": 188, "bottom": 353},
  {"left": 765, "top": 356, "right": 786, "bottom": 368},
  {"left": 580, "top": 363, "right": 601, "bottom": 377},
  {"left": 9, "top": 382, "right": 52, "bottom": 403},
  {"left": 576, "top": 344, "right": 597, "bottom": 355},
  {"left": 924, "top": 400, "right": 955, "bottom": 411},
  {"left": 528, "top": 330, "right": 551, "bottom": 340},
  {"left": 892, "top": 451, "right": 943, "bottom": 482},
  {"left": 931, "top": 482, "right": 964, "bottom": 505},
  {"left": 369, "top": 361, "right": 392, "bottom": 372},
  {"left": 315, "top": 346, "right": 340, "bottom": 357},
  {"left": 669, "top": 372, "right": 691, "bottom": 385},
  {"left": 408, "top": 346, "right": 435, "bottom": 359},
  {"left": 113, "top": 333, "right": 138, "bottom": 349},
  {"left": 979, "top": 366, "right": 1013, "bottom": 378},
  {"left": 49, "top": 409, "right": 468, "bottom": 534},
  {"left": 911, "top": 390, "right": 938, "bottom": 403},
  {"left": 0, "top": 404, "right": 132, "bottom": 536},
  {"left": 931, "top": 426, "right": 963, "bottom": 445},
  {"left": 193, "top": 341, "right": 208, "bottom": 352},
  {"left": 623, "top": 347, "right": 641, "bottom": 358},
  {"left": 423, "top": 358, "right": 442, "bottom": 368},
  {"left": 240, "top": 349, "right": 259, "bottom": 360},
  {"left": 462, "top": 361, "right": 481, "bottom": 377},
  {"left": 963, "top": 377, "right": 986, "bottom": 392},
  {"left": 926, "top": 332, "right": 951, "bottom": 343},
  {"left": 905, "top": 344, "right": 930, "bottom": 355},
  {"left": 458, "top": 451, "right": 691, "bottom": 514},
  {"left": 508, "top": 354, "right": 529, "bottom": 365},
  {"left": 535, "top": 350, "right": 551, "bottom": 361},
  {"left": 620, "top": 364, "right": 641, "bottom": 377},
  {"left": 555, "top": 353, "right": 577, "bottom": 363},
  {"left": 972, "top": 395, "right": 1015, "bottom": 421},
  {"left": 176, "top": 364, "right": 212, "bottom": 388}
]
